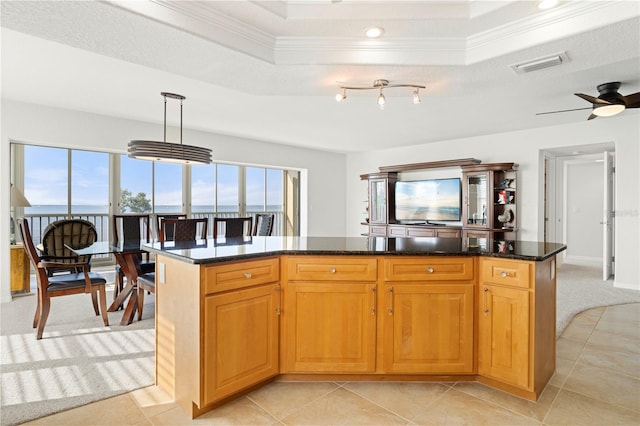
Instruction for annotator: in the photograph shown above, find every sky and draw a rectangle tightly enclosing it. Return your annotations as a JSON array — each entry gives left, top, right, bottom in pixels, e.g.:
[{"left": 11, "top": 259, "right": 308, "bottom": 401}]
[{"left": 22, "top": 145, "right": 283, "bottom": 210}]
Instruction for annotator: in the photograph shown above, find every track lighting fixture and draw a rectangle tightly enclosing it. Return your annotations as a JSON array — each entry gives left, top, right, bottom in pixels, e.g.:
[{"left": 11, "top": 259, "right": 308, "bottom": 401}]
[
  {"left": 129, "top": 92, "right": 212, "bottom": 165},
  {"left": 336, "top": 79, "right": 425, "bottom": 108}
]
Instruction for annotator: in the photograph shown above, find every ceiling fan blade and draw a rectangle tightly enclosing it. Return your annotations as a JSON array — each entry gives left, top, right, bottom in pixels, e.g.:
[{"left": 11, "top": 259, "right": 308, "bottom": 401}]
[
  {"left": 623, "top": 91, "right": 640, "bottom": 108},
  {"left": 587, "top": 113, "right": 598, "bottom": 120},
  {"left": 536, "top": 107, "right": 592, "bottom": 116},
  {"left": 575, "top": 93, "right": 611, "bottom": 105}
]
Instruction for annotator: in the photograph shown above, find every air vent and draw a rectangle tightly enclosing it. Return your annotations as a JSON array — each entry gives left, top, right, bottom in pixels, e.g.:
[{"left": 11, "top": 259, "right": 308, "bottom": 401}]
[{"left": 510, "top": 52, "right": 569, "bottom": 74}]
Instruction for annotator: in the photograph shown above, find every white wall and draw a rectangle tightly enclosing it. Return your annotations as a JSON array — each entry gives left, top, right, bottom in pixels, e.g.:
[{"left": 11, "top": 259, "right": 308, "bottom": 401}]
[
  {"left": 1, "top": 100, "right": 347, "bottom": 302},
  {"left": 346, "top": 114, "right": 640, "bottom": 290}
]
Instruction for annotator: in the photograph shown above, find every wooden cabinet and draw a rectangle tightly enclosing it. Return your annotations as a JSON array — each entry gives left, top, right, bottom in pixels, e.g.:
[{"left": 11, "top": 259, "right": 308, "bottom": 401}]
[
  {"left": 155, "top": 255, "right": 281, "bottom": 418},
  {"left": 360, "top": 172, "right": 397, "bottom": 236},
  {"left": 478, "top": 283, "right": 530, "bottom": 387},
  {"left": 381, "top": 257, "right": 474, "bottom": 373},
  {"left": 461, "top": 163, "right": 518, "bottom": 241},
  {"left": 203, "top": 283, "right": 280, "bottom": 405},
  {"left": 360, "top": 159, "right": 480, "bottom": 236},
  {"left": 388, "top": 225, "right": 461, "bottom": 238},
  {"left": 282, "top": 256, "right": 377, "bottom": 373},
  {"left": 10, "top": 244, "right": 30, "bottom": 293},
  {"left": 477, "top": 257, "right": 556, "bottom": 399},
  {"left": 156, "top": 251, "right": 559, "bottom": 419}
]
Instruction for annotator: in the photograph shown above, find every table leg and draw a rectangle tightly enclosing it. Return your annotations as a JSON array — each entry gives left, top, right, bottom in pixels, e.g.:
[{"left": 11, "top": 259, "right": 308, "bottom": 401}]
[{"left": 110, "top": 252, "right": 141, "bottom": 325}]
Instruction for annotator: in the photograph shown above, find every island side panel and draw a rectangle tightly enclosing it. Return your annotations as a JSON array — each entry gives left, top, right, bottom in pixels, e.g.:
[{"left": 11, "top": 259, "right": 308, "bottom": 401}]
[
  {"left": 533, "top": 256, "right": 557, "bottom": 396},
  {"left": 155, "top": 254, "right": 202, "bottom": 414}
]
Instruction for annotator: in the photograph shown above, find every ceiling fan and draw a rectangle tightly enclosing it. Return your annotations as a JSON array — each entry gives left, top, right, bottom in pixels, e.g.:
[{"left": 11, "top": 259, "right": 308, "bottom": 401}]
[{"left": 537, "top": 82, "right": 640, "bottom": 120}]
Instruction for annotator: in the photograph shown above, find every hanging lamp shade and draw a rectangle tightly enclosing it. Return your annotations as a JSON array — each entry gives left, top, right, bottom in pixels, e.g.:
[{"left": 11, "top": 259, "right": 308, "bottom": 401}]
[{"left": 128, "top": 92, "right": 212, "bottom": 165}]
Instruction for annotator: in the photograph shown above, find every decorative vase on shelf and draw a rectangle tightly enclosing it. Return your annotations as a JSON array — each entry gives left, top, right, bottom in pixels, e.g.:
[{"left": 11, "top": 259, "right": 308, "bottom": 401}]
[{"left": 497, "top": 209, "right": 513, "bottom": 225}]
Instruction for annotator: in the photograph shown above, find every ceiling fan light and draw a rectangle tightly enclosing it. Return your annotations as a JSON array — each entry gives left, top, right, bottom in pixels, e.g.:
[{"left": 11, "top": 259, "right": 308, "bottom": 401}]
[
  {"left": 413, "top": 89, "right": 421, "bottom": 104},
  {"left": 593, "top": 104, "right": 626, "bottom": 117}
]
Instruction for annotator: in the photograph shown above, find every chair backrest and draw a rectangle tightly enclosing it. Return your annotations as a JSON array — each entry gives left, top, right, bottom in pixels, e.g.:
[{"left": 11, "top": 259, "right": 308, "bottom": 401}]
[
  {"left": 213, "top": 217, "right": 253, "bottom": 239},
  {"left": 160, "top": 218, "right": 208, "bottom": 242},
  {"left": 253, "top": 213, "right": 275, "bottom": 236},
  {"left": 40, "top": 219, "right": 97, "bottom": 265},
  {"left": 113, "top": 214, "right": 152, "bottom": 244},
  {"left": 155, "top": 214, "right": 187, "bottom": 241}
]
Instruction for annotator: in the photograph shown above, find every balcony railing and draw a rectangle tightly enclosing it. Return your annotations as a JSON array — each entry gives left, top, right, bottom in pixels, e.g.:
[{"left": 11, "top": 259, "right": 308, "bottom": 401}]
[{"left": 21, "top": 211, "right": 285, "bottom": 265}]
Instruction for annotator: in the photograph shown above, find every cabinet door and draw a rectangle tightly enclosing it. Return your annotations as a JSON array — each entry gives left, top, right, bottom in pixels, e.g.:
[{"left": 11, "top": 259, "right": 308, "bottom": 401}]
[
  {"left": 382, "top": 284, "right": 474, "bottom": 373},
  {"left": 203, "top": 284, "right": 280, "bottom": 405},
  {"left": 369, "top": 178, "right": 388, "bottom": 224},
  {"left": 462, "top": 171, "right": 489, "bottom": 228},
  {"left": 282, "top": 282, "right": 377, "bottom": 373},
  {"left": 478, "top": 284, "right": 530, "bottom": 389}
]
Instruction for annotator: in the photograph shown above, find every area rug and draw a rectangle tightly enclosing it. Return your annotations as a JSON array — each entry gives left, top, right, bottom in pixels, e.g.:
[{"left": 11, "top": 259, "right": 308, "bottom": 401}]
[{"left": 0, "top": 280, "right": 155, "bottom": 426}]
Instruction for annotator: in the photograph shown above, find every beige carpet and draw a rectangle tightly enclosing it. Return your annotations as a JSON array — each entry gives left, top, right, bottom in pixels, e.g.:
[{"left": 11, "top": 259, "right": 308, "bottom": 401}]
[
  {"left": 555, "top": 260, "right": 640, "bottom": 336},
  {"left": 1, "top": 261, "right": 638, "bottom": 425},
  {"left": 0, "top": 277, "right": 155, "bottom": 426}
]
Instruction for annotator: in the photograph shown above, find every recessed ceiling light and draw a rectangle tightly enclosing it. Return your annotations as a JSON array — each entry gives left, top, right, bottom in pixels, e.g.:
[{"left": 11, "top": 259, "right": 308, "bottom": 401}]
[
  {"left": 538, "top": 0, "right": 559, "bottom": 10},
  {"left": 365, "top": 27, "right": 384, "bottom": 38}
]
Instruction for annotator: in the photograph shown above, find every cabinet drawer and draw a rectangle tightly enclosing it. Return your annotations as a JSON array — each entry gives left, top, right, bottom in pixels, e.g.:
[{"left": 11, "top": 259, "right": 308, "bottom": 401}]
[
  {"left": 203, "top": 257, "right": 279, "bottom": 294},
  {"left": 406, "top": 227, "right": 435, "bottom": 237},
  {"left": 481, "top": 258, "right": 531, "bottom": 289},
  {"left": 384, "top": 257, "right": 474, "bottom": 281},
  {"left": 387, "top": 226, "right": 406, "bottom": 237},
  {"left": 288, "top": 256, "right": 377, "bottom": 281},
  {"left": 435, "top": 228, "right": 461, "bottom": 238},
  {"left": 369, "top": 225, "right": 387, "bottom": 236}
]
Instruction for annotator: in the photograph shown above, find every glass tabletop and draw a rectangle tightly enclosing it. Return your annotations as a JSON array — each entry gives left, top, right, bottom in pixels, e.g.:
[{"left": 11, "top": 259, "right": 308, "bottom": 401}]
[{"left": 65, "top": 240, "right": 150, "bottom": 256}]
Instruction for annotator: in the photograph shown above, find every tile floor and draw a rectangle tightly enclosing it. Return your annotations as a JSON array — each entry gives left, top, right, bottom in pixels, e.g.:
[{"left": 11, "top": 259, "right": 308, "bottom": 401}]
[{"left": 24, "top": 303, "right": 640, "bottom": 425}]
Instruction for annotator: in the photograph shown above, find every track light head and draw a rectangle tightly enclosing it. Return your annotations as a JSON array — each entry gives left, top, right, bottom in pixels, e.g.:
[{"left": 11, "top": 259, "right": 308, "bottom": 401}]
[
  {"left": 335, "top": 89, "right": 347, "bottom": 102},
  {"left": 413, "top": 89, "right": 421, "bottom": 104}
]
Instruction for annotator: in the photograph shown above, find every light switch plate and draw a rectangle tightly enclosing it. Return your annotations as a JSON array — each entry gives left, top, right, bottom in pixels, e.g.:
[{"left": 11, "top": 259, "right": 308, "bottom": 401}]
[{"left": 159, "top": 263, "right": 166, "bottom": 284}]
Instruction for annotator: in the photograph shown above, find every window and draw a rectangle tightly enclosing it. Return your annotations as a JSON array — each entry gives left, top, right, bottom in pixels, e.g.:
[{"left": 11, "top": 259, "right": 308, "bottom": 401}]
[{"left": 13, "top": 143, "right": 299, "bottom": 245}]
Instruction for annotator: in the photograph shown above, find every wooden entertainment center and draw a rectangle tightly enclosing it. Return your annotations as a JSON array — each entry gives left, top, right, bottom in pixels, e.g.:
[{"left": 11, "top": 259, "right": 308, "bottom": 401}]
[{"left": 361, "top": 158, "right": 518, "bottom": 242}]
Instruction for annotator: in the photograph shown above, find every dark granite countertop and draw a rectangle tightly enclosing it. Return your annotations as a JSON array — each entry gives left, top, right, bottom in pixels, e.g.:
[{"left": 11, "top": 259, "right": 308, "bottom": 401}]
[{"left": 143, "top": 236, "right": 566, "bottom": 265}]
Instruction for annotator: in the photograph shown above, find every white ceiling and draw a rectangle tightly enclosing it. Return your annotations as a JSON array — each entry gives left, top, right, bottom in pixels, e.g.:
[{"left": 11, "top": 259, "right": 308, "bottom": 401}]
[{"left": 1, "top": 0, "right": 639, "bottom": 153}]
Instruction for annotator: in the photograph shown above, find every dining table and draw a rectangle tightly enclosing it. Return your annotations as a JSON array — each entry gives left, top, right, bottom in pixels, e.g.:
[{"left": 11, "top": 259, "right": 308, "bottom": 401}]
[{"left": 66, "top": 240, "right": 150, "bottom": 326}]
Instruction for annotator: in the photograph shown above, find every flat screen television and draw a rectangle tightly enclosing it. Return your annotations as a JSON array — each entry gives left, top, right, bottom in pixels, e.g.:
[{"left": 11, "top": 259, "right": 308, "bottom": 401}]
[{"left": 395, "top": 178, "right": 461, "bottom": 222}]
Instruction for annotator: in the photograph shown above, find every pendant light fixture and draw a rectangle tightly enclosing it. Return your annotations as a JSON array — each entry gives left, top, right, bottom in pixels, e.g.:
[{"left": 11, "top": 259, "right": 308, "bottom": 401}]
[
  {"left": 128, "top": 92, "right": 212, "bottom": 165},
  {"left": 336, "top": 79, "right": 425, "bottom": 108}
]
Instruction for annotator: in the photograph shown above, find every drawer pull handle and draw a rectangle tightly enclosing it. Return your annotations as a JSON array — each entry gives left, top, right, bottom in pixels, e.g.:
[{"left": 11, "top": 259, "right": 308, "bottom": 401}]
[
  {"left": 427, "top": 267, "right": 434, "bottom": 273},
  {"left": 329, "top": 267, "right": 336, "bottom": 273},
  {"left": 501, "top": 271, "right": 509, "bottom": 278},
  {"left": 244, "top": 272, "right": 252, "bottom": 279}
]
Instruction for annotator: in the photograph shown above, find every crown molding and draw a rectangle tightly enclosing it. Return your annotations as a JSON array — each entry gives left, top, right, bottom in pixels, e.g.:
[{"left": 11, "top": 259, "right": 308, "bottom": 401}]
[
  {"left": 466, "top": 1, "right": 640, "bottom": 64},
  {"left": 106, "top": 0, "right": 639, "bottom": 67},
  {"left": 274, "top": 37, "right": 466, "bottom": 65},
  {"left": 107, "top": 0, "right": 276, "bottom": 62}
]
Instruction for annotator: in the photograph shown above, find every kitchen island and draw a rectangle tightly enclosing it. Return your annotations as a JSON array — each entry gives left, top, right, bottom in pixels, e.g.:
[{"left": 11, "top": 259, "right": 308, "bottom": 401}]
[{"left": 144, "top": 236, "right": 566, "bottom": 418}]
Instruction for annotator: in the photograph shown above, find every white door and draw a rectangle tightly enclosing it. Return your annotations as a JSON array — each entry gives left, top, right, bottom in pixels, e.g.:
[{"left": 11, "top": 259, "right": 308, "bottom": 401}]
[{"left": 602, "top": 151, "right": 614, "bottom": 280}]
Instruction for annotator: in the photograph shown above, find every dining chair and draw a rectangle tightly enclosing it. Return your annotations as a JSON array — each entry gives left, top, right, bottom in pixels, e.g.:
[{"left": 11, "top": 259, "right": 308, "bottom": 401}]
[
  {"left": 38, "top": 218, "right": 98, "bottom": 276},
  {"left": 159, "top": 218, "right": 208, "bottom": 242},
  {"left": 252, "top": 213, "right": 275, "bottom": 236},
  {"left": 112, "top": 214, "right": 155, "bottom": 300},
  {"left": 213, "top": 217, "right": 253, "bottom": 239},
  {"left": 18, "top": 218, "right": 109, "bottom": 339},
  {"left": 155, "top": 213, "right": 187, "bottom": 241}
]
